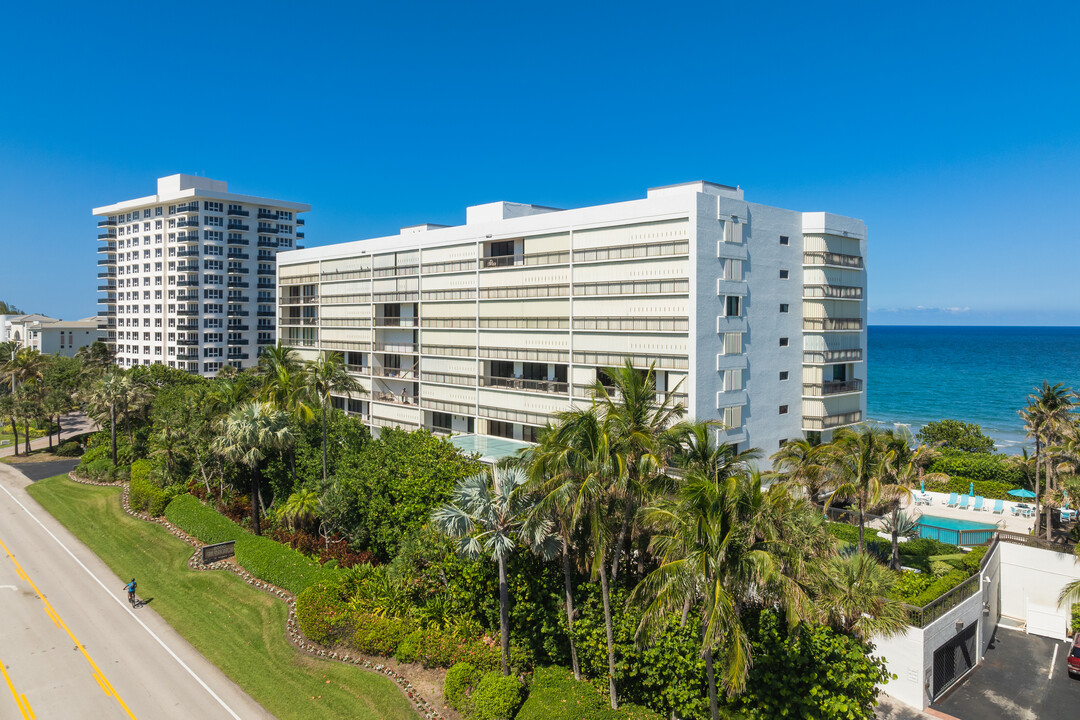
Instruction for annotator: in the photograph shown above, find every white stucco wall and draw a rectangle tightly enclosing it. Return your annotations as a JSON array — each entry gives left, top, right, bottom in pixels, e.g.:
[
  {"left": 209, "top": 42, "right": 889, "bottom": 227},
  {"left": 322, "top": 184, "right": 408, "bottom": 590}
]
[{"left": 999, "top": 541, "right": 1080, "bottom": 638}]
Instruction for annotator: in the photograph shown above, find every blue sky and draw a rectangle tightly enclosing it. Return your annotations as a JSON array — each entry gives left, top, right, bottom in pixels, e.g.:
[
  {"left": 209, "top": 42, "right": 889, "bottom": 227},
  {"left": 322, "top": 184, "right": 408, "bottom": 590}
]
[{"left": 2, "top": 1, "right": 1078, "bottom": 325}]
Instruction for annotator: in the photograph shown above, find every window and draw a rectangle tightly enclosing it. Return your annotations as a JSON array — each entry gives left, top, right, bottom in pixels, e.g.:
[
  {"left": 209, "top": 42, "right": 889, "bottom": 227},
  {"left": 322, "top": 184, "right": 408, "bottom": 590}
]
[
  {"left": 779, "top": 405, "right": 788, "bottom": 415},
  {"left": 779, "top": 371, "right": 789, "bottom": 381},
  {"left": 780, "top": 235, "right": 789, "bottom": 245},
  {"left": 780, "top": 303, "right": 789, "bottom": 313},
  {"left": 779, "top": 337, "right": 789, "bottom": 347},
  {"left": 779, "top": 439, "right": 788, "bottom": 447},
  {"left": 724, "top": 295, "right": 741, "bottom": 317},
  {"left": 432, "top": 412, "right": 453, "bottom": 431},
  {"left": 779, "top": 270, "right": 789, "bottom": 279}
]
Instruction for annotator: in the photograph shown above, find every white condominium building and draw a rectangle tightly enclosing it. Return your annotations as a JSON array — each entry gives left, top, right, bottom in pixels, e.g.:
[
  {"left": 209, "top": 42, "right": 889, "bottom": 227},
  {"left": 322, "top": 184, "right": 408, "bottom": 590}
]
[
  {"left": 93, "top": 175, "right": 310, "bottom": 375},
  {"left": 276, "top": 181, "right": 866, "bottom": 452}
]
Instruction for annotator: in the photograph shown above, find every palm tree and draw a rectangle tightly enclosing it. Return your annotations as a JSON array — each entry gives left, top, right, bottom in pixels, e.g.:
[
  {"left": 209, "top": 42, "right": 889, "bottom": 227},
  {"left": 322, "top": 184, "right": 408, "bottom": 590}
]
[
  {"left": 117, "top": 373, "right": 152, "bottom": 446},
  {"left": 879, "top": 431, "right": 947, "bottom": 570},
  {"left": 666, "top": 419, "right": 761, "bottom": 481},
  {"left": 213, "top": 401, "right": 295, "bottom": 536},
  {"left": 304, "top": 352, "right": 365, "bottom": 482},
  {"left": 820, "top": 425, "right": 895, "bottom": 553},
  {"left": 278, "top": 488, "right": 319, "bottom": 532},
  {"left": 83, "top": 368, "right": 126, "bottom": 464},
  {"left": 814, "top": 553, "right": 908, "bottom": 641},
  {"left": 592, "top": 360, "right": 685, "bottom": 580},
  {"left": 1020, "top": 382, "right": 1077, "bottom": 539},
  {"left": 258, "top": 344, "right": 314, "bottom": 486},
  {"left": 771, "top": 438, "right": 827, "bottom": 501},
  {"left": 632, "top": 470, "right": 819, "bottom": 719},
  {"left": 432, "top": 465, "right": 556, "bottom": 676},
  {"left": 3, "top": 348, "right": 48, "bottom": 454}
]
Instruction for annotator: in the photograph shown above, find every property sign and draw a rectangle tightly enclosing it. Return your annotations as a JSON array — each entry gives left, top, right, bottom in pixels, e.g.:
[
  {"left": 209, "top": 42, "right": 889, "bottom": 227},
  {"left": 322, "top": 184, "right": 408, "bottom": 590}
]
[{"left": 201, "top": 541, "right": 235, "bottom": 564}]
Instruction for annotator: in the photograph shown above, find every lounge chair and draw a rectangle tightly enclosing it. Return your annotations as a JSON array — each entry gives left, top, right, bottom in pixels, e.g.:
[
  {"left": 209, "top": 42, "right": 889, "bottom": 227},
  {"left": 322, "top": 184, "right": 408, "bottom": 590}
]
[
  {"left": 945, "top": 493, "right": 959, "bottom": 508},
  {"left": 958, "top": 494, "right": 970, "bottom": 510},
  {"left": 992, "top": 499, "right": 1004, "bottom": 514},
  {"left": 972, "top": 496, "right": 984, "bottom": 512}
]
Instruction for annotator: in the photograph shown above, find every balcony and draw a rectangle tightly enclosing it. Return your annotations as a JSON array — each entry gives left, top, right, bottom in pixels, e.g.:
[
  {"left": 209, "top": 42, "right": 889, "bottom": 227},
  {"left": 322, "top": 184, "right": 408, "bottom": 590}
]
[
  {"left": 374, "top": 342, "right": 418, "bottom": 354},
  {"left": 176, "top": 264, "right": 199, "bottom": 273},
  {"left": 803, "top": 349, "right": 863, "bottom": 364},
  {"left": 257, "top": 225, "right": 279, "bottom": 234},
  {"left": 227, "top": 251, "right": 249, "bottom": 260},
  {"left": 175, "top": 309, "right": 200, "bottom": 316},
  {"left": 98, "top": 218, "right": 117, "bottom": 227},
  {"left": 97, "top": 284, "right": 116, "bottom": 292},
  {"left": 176, "top": 351, "right": 199, "bottom": 360},
  {"left": 257, "top": 310, "right": 275, "bottom": 317},
  {"left": 176, "top": 279, "right": 200, "bottom": 287},
  {"left": 481, "top": 376, "right": 569, "bottom": 395},
  {"left": 803, "top": 251, "right": 863, "bottom": 269},
  {"left": 228, "top": 280, "right": 250, "bottom": 288},
  {"left": 257, "top": 239, "right": 278, "bottom": 248},
  {"left": 228, "top": 324, "right": 250, "bottom": 332},
  {"left": 279, "top": 317, "right": 318, "bottom": 326},
  {"left": 257, "top": 281, "right": 275, "bottom": 289},
  {"left": 228, "top": 338, "right": 250, "bottom": 345},
  {"left": 227, "top": 267, "right": 250, "bottom": 275},
  {"left": 372, "top": 390, "right": 419, "bottom": 405},
  {"left": 227, "top": 222, "right": 249, "bottom": 231},
  {"left": 175, "top": 293, "right": 199, "bottom": 301},
  {"left": 176, "top": 202, "right": 200, "bottom": 213},
  {"left": 372, "top": 365, "right": 419, "bottom": 379},
  {"left": 228, "top": 208, "right": 250, "bottom": 217},
  {"left": 229, "top": 295, "right": 251, "bottom": 303},
  {"left": 802, "top": 379, "right": 864, "bottom": 397},
  {"left": 98, "top": 242, "right": 116, "bottom": 253},
  {"left": 97, "top": 309, "right": 116, "bottom": 317},
  {"left": 803, "top": 410, "right": 863, "bottom": 431},
  {"left": 228, "top": 237, "right": 250, "bottom": 246},
  {"left": 98, "top": 232, "right": 117, "bottom": 240},
  {"left": 803, "top": 318, "right": 863, "bottom": 331},
  {"left": 176, "top": 233, "right": 200, "bottom": 244},
  {"left": 229, "top": 309, "right": 251, "bottom": 316},
  {"left": 175, "top": 321, "right": 199, "bottom": 329},
  {"left": 374, "top": 317, "right": 419, "bottom": 327},
  {"left": 176, "top": 339, "right": 200, "bottom": 346},
  {"left": 97, "top": 270, "right": 116, "bottom": 278},
  {"left": 803, "top": 285, "right": 863, "bottom": 300},
  {"left": 296, "top": 232, "right": 305, "bottom": 239},
  {"left": 100, "top": 296, "right": 116, "bottom": 304},
  {"left": 176, "top": 248, "right": 200, "bottom": 258},
  {"left": 175, "top": 218, "right": 200, "bottom": 228},
  {"left": 97, "top": 258, "right": 114, "bottom": 266},
  {"left": 296, "top": 218, "right": 305, "bottom": 226}
]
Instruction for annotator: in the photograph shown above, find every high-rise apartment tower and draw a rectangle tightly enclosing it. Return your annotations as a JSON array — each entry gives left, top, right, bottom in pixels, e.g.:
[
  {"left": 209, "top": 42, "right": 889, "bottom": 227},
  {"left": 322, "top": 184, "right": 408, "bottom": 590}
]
[
  {"left": 275, "top": 181, "right": 866, "bottom": 452},
  {"left": 93, "top": 174, "right": 310, "bottom": 375}
]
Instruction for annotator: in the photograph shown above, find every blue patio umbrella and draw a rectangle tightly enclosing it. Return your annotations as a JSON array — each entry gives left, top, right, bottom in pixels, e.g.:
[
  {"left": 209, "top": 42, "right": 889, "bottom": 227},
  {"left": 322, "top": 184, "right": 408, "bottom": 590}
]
[
  {"left": 970, "top": 481, "right": 974, "bottom": 496},
  {"left": 921, "top": 480, "right": 925, "bottom": 493},
  {"left": 1008, "top": 489, "right": 1036, "bottom": 498}
]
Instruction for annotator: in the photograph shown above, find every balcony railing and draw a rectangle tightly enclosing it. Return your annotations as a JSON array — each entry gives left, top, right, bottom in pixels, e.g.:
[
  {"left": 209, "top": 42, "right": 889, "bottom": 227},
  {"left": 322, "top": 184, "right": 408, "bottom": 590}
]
[
  {"left": 372, "top": 390, "right": 419, "bottom": 404},
  {"left": 97, "top": 258, "right": 113, "bottom": 266},
  {"left": 481, "top": 250, "right": 571, "bottom": 269},
  {"left": 803, "top": 379, "right": 864, "bottom": 396},
  {"left": 176, "top": 279, "right": 200, "bottom": 287},
  {"left": 98, "top": 218, "right": 117, "bottom": 227},
  {"left": 802, "top": 410, "right": 863, "bottom": 430},
  {"left": 803, "top": 318, "right": 863, "bottom": 331},
  {"left": 257, "top": 225, "right": 279, "bottom": 234},
  {"left": 374, "top": 317, "right": 419, "bottom": 327},
  {"left": 372, "top": 366, "right": 419, "bottom": 379},
  {"left": 98, "top": 232, "right": 116, "bottom": 240},
  {"left": 228, "top": 208, "right": 250, "bottom": 217},
  {"left": 803, "top": 285, "right": 863, "bottom": 300},
  {"left": 176, "top": 202, "right": 200, "bottom": 213},
  {"left": 97, "top": 284, "right": 116, "bottom": 292},
  {"left": 176, "top": 233, "right": 201, "bottom": 243},
  {"left": 803, "top": 251, "right": 864, "bottom": 269},
  {"left": 257, "top": 239, "right": 278, "bottom": 248},
  {"left": 279, "top": 317, "right": 318, "bottom": 326},
  {"left": 257, "top": 211, "right": 277, "bottom": 220},
  {"left": 803, "top": 348, "right": 860, "bottom": 365},
  {"left": 481, "top": 376, "right": 569, "bottom": 395},
  {"left": 98, "top": 243, "right": 116, "bottom": 253},
  {"left": 97, "top": 270, "right": 116, "bottom": 278},
  {"left": 227, "top": 222, "right": 249, "bottom": 231},
  {"left": 228, "top": 237, "right": 250, "bottom": 246},
  {"left": 227, "top": 251, "right": 249, "bottom": 260},
  {"left": 227, "top": 267, "right": 249, "bottom": 274},
  {"left": 175, "top": 218, "right": 200, "bottom": 228},
  {"left": 176, "top": 248, "right": 200, "bottom": 258},
  {"left": 228, "top": 280, "right": 249, "bottom": 288},
  {"left": 372, "top": 265, "right": 419, "bottom": 277},
  {"left": 296, "top": 218, "right": 305, "bottom": 226},
  {"left": 374, "top": 342, "right": 418, "bottom": 354}
]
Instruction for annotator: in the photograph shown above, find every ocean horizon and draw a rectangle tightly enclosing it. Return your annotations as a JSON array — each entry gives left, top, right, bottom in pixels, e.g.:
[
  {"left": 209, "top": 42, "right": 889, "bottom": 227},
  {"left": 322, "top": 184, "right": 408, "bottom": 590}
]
[{"left": 867, "top": 325, "right": 1080, "bottom": 454}]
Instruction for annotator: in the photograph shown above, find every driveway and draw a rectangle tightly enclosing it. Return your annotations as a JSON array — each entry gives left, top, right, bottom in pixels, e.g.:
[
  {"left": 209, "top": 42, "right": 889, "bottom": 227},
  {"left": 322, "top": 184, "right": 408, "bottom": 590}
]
[
  {"left": 0, "top": 461, "right": 273, "bottom": 719},
  {"left": 12, "top": 457, "right": 81, "bottom": 481},
  {"left": 932, "top": 628, "right": 1080, "bottom": 720}
]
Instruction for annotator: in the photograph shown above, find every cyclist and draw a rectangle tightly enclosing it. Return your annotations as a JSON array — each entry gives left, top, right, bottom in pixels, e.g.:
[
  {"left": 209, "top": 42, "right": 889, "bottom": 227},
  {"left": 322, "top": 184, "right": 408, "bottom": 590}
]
[{"left": 124, "top": 578, "right": 137, "bottom": 606}]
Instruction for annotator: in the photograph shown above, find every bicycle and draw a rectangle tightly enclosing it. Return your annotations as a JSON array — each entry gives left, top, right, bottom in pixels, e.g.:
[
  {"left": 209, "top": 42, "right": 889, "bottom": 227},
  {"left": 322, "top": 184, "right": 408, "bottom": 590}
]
[{"left": 124, "top": 579, "right": 137, "bottom": 607}]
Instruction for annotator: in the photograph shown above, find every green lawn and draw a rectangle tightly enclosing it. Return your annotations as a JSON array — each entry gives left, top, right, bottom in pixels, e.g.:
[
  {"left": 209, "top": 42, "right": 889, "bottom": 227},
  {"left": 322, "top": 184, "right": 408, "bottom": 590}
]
[{"left": 27, "top": 475, "right": 418, "bottom": 720}]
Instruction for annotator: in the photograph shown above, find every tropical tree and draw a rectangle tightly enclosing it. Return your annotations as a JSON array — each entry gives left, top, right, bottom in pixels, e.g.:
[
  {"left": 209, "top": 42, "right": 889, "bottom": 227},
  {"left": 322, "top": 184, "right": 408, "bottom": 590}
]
[
  {"left": 771, "top": 438, "right": 827, "bottom": 501},
  {"left": 813, "top": 553, "right": 908, "bottom": 641},
  {"left": 3, "top": 348, "right": 48, "bottom": 454},
  {"left": 1020, "top": 382, "right": 1077, "bottom": 539},
  {"left": 431, "top": 465, "right": 556, "bottom": 676},
  {"left": 83, "top": 368, "right": 126, "bottom": 464},
  {"left": 258, "top": 344, "right": 314, "bottom": 486},
  {"left": 278, "top": 488, "right": 319, "bottom": 531},
  {"left": 820, "top": 425, "right": 895, "bottom": 553},
  {"left": 212, "top": 401, "right": 295, "bottom": 536},
  {"left": 632, "top": 470, "right": 820, "bottom": 719},
  {"left": 591, "top": 360, "right": 685, "bottom": 580},
  {"left": 304, "top": 352, "right": 364, "bottom": 482}
]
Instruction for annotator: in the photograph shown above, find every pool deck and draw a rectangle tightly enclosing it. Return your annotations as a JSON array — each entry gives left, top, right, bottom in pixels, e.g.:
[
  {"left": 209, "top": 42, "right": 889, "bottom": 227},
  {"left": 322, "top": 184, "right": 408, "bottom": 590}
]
[{"left": 867, "top": 491, "right": 1037, "bottom": 536}]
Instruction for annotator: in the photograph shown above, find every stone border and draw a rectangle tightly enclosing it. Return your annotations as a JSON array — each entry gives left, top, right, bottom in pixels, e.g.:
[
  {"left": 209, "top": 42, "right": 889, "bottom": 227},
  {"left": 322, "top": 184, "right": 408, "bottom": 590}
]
[{"left": 67, "top": 472, "right": 447, "bottom": 720}]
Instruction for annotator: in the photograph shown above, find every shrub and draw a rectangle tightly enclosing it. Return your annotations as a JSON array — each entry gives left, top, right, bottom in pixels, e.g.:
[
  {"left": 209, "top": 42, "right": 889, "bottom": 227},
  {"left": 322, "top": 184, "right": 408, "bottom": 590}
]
[
  {"left": 929, "top": 453, "right": 1024, "bottom": 484},
  {"left": 234, "top": 533, "right": 334, "bottom": 596},
  {"left": 444, "top": 662, "right": 480, "bottom": 713},
  {"left": 296, "top": 576, "right": 353, "bottom": 645},
  {"left": 1072, "top": 604, "right": 1080, "bottom": 635},
  {"left": 349, "top": 615, "right": 416, "bottom": 656},
  {"left": 931, "top": 476, "right": 1019, "bottom": 500},
  {"left": 165, "top": 495, "right": 244, "bottom": 544},
  {"left": 917, "top": 420, "right": 996, "bottom": 454},
  {"left": 825, "top": 522, "right": 859, "bottom": 545},
  {"left": 894, "top": 546, "right": 988, "bottom": 606},
  {"left": 129, "top": 458, "right": 154, "bottom": 483},
  {"left": 517, "top": 666, "right": 667, "bottom": 720},
  {"left": 469, "top": 672, "right": 523, "bottom": 720},
  {"left": 130, "top": 476, "right": 172, "bottom": 516},
  {"left": 393, "top": 629, "right": 422, "bottom": 664},
  {"left": 55, "top": 440, "right": 83, "bottom": 457}
]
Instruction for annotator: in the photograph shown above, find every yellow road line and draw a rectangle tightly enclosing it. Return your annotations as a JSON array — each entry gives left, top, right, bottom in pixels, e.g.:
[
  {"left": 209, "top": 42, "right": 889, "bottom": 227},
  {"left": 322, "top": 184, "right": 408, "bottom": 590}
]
[
  {"left": 0, "top": 535, "right": 136, "bottom": 719},
  {"left": 0, "top": 654, "right": 36, "bottom": 720}
]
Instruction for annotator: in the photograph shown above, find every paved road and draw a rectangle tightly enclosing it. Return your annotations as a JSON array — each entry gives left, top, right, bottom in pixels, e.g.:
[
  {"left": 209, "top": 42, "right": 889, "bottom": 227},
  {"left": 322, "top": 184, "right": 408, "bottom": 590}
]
[
  {"left": 0, "top": 412, "right": 97, "bottom": 459},
  {"left": 14, "top": 457, "right": 81, "bottom": 482},
  {"left": 933, "top": 628, "right": 1080, "bottom": 720},
  {"left": 0, "top": 462, "right": 274, "bottom": 719}
]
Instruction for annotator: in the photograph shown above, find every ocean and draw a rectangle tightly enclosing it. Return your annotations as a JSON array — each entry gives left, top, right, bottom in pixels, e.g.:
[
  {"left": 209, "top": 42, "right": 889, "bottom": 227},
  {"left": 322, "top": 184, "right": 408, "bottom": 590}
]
[{"left": 867, "top": 326, "right": 1080, "bottom": 454}]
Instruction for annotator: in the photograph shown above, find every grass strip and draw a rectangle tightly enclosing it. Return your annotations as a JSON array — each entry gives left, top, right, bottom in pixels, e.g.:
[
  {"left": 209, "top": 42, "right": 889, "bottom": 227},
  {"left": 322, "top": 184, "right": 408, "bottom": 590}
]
[{"left": 26, "top": 475, "right": 418, "bottom": 720}]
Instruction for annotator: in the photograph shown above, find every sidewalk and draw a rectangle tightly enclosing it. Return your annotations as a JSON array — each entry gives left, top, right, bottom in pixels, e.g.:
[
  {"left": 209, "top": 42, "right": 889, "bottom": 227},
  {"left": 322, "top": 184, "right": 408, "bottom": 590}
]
[{"left": 0, "top": 412, "right": 98, "bottom": 459}]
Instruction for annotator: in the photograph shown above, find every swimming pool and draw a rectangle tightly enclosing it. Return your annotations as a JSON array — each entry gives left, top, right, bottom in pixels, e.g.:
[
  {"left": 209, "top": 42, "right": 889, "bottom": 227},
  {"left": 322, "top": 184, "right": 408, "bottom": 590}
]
[{"left": 916, "top": 514, "right": 998, "bottom": 545}]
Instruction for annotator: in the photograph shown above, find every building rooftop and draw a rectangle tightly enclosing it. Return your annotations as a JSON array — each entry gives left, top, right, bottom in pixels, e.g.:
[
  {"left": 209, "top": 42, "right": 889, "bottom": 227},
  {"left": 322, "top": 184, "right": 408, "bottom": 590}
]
[{"left": 92, "top": 174, "right": 311, "bottom": 216}]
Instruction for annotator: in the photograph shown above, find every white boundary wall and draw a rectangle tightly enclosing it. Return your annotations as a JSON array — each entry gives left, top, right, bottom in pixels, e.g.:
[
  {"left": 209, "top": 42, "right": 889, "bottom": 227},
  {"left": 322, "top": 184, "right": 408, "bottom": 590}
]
[{"left": 999, "top": 541, "right": 1080, "bottom": 640}]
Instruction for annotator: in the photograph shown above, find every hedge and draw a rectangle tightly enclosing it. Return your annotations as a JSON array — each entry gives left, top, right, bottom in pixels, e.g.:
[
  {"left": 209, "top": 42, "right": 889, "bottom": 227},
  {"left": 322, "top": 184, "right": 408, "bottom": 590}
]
[
  {"left": 894, "top": 546, "right": 988, "bottom": 606},
  {"left": 470, "top": 672, "right": 524, "bottom": 720},
  {"left": 444, "top": 662, "right": 480, "bottom": 714},
  {"left": 929, "top": 452, "right": 1024, "bottom": 484},
  {"left": 295, "top": 576, "right": 353, "bottom": 646},
  {"left": 130, "top": 477, "right": 172, "bottom": 516},
  {"left": 234, "top": 533, "right": 334, "bottom": 596},
  {"left": 931, "top": 476, "right": 1020, "bottom": 501},
  {"left": 517, "top": 666, "right": 665, "bottom": 720},
  {"left": 164, "top": 495, "right": 244, "bottom": 544}
]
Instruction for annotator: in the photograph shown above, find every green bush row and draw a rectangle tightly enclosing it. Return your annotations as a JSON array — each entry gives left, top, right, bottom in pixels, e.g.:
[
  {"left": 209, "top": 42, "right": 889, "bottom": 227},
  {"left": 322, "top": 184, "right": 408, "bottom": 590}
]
[
  {"left": 165, "top": 494, "right": 245, "bottom": 544},
  {"left": 929, "top": 476, "right": 1019, "bottom": 500},
  {"left": 130, "top": 477, "right": 173, "bottom": 516},
  {"left": 77, "top": 457, "right": 128, "bottom": 483},
  {"left": 893, "top": 546, "right": 987, "bottom": 606},
  {"left": 929, "top": 452, "right": 1024, "bottom": 484},
  {"left": 516, "top": 666, "right": 664, "bottom": 720}
]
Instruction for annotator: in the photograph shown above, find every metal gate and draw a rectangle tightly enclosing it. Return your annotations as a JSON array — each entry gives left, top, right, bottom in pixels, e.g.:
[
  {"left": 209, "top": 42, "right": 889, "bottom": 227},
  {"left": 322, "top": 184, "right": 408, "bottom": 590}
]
[{"left": 932, "top": 623, "right": 978, "bottom": 698}]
